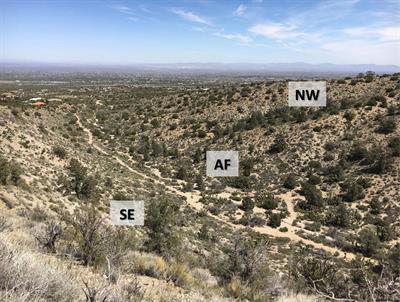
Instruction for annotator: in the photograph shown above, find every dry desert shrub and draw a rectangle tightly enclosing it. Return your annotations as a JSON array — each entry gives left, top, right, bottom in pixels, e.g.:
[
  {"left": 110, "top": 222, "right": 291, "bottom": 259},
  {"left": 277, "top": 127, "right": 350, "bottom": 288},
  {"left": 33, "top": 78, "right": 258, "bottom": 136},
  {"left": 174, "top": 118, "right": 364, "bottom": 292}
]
[
  {"left": 191, "top": 267, "right": 218, "bottom": 288},
  {"left": 166, "top": 261, "right": 194, "bottom": 288},
  {"left": 226, "top": 276, "right": 248, "bottom": 299},
  {"left": 120, "top": 275, "right": 146, "bottom": 302},
  {"left": 34, "top": 220, "right": 62, "bottom": 253},
  {"left": 0, "top": 216, "right": 10, "bottom": 232},
  {"left": 123, "top": 251, "right": 168, "bottom": 279},
  {"left": 277, "top": 293, "right": 318, "bottom": 302},
  {"left": 0, "top": 238, "right": 79, "bottom": 301},
  {"left": 82, "top": 279, "right": 110, "bottom": 302}
]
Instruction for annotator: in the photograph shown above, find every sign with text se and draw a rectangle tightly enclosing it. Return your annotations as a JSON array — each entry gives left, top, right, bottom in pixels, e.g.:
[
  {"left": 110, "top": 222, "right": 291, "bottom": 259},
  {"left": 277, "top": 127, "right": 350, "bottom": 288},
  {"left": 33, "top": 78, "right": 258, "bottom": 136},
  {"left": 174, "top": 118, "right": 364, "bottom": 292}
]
[{"left": 110, "top": 200, "right": 144, "bottom": 226}]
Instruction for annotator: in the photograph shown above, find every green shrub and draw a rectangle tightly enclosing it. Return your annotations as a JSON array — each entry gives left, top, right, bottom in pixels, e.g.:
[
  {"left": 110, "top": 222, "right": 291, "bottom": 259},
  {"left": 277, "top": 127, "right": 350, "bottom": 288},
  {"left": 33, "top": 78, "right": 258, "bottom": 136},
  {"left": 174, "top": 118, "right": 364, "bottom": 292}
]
[
  {"left": 308, "top": 175, "right": 321, "bottom": 185},
  {"left": 299, "top": 183, "right": 324, "bottom": 209},
  {"left": 145, "top": 198, "right": 181, "bottom": 257},
  {"left": 267, "top": 213, "right": 281, "bottom": 228},
  {"left": 356, "top": 228, "right": 380, "bottom": 257},
  {"left": 388, "top": 137, "right": 400, "bottom": 156},
  {"left": 269, "top": 134, "right": 287, "bottom": 153},
  {"left": 369, "top": 197, "right": 382, "bottom": 215},
  {"left": 52, "top": 146, "right": 67, "bottom": 159},
  {"left": 195, "top": 174, "right": 204, "bottom": 191},
  {"left": 283, "top": 174, "right": 297, "bottom": 189},
  {"left": 228, "top": 176, "right": 251, "bottom": 189},
  {"left": 305, "top": 222, "right": 321, "bottom": 232},
  {"left": 150, "top": 118, "right": 160, "bottom": 127},
  {"left": 197, "top": 129, "right": 207, "bottom": 138},
  {"left": 241, "top": 197, "right": 255, "bottom": 212},
  {"left": 348, "top": 144, "right": 368, "bottom": 161},
  {"left": 67, "top": 159, "right": 97, "bottom": 199},
  {"left": 341, "top": 180, "right": 365, "bottom": 202},
  {"left": 197, "top": 224, "right": 210, "bottom": 240},
  {"left": 375, "top": 218, "right": 395, "bottom": 242},
  {"left": 377, "top": 118, "right": 396, "bottom": 134},
  {"left": 388, "top": 244, "right": 400, "bottom": 275},
  {"left": 255, "top": 192, "right": 278, "bottom": 210},
  {"left": 175, "top": 166, "right": 189, "bottom": 180},
  {"left": 0, "top": 156, "right": 11, "bottom": 185},
  {"left": 368, "top": 94, "right": 385, "bottom": 105},
  {"left": 242, "top": 158, "right": 254, "bottom": 177},
  {"left": 0, "top": 156, "right": 22, "bottom": 186},
  {"left": 369, "top": 153, "right": 391, "bottom": 174},
  {"left": 325, "top": 203, "right": 352, "bottom": 228},
  {"left": 324, "top": 164, "right": 345, "bottom": 183},
  {"left": 344, "top": 110, "right": 356, "bottom": 121},
  {"left": 113, "top": 192, "right": 129, "bottom": 200}
]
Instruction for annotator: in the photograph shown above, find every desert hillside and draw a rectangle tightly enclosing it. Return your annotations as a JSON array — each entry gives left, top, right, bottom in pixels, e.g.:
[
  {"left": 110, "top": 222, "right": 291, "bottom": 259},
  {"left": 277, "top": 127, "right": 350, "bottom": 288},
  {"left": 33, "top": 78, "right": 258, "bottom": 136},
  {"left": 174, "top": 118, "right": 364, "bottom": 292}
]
[{"left": 1, "top": 72, "right": 399, "bottom": 301}]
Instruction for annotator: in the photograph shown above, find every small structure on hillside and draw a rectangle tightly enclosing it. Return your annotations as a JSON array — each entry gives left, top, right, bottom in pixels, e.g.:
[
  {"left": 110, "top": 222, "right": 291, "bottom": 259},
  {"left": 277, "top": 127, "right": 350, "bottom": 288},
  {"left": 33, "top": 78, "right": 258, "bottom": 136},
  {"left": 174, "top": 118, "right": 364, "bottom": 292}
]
[
  {"left": 29, "top": 97, "right": 43, "bottom": 102},
  {"left": 31, "top": 101, "right": 46, "bottom": 107},
  {"left": 1, "top": 92, "right": 17, "bottom": 101}
]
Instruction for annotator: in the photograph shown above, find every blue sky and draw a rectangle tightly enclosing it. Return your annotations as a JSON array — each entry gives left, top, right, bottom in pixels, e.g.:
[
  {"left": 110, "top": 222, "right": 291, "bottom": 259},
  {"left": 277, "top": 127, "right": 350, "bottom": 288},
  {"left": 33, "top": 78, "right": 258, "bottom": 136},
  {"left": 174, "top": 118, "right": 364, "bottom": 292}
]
[{"left": 1, "top": 0, "right": 399, "bottom": 65}]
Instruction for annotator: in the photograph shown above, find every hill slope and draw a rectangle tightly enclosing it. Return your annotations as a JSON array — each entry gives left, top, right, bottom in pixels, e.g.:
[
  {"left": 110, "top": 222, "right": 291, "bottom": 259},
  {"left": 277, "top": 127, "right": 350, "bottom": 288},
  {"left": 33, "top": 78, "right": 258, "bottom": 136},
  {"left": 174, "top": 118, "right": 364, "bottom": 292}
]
[{"left": 0, "top": 72, "right": 399, "bottom": 301}]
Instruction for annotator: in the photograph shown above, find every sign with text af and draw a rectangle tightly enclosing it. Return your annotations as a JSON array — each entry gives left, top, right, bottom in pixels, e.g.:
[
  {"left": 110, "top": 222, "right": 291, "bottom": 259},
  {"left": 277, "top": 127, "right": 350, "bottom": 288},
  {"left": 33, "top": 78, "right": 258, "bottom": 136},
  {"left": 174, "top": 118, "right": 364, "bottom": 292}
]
[
  {"left": 288, "top": 81, "right": 326, "bottom": 107},
  {"left": 206, "top": 151, "right": 239, "bottom": 177},
  {"left": 110, "top": 200, "right": 144, "bottom": 226}
]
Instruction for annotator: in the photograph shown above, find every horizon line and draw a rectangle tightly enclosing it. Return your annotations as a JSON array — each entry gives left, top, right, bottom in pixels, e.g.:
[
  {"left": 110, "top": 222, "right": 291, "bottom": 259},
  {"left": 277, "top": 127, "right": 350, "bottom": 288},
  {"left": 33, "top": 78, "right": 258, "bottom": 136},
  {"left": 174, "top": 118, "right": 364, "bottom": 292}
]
[{"left": 1, "top": 61, "right": 400, "bottom": 67}]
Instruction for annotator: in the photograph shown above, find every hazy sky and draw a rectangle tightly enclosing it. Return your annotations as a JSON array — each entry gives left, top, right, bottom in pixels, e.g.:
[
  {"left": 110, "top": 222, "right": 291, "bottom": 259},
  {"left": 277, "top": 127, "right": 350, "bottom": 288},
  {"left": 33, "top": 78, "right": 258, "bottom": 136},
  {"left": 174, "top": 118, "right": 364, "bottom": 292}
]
[{"left": 1, "top": 0, "right": 400, "bottom": 65}]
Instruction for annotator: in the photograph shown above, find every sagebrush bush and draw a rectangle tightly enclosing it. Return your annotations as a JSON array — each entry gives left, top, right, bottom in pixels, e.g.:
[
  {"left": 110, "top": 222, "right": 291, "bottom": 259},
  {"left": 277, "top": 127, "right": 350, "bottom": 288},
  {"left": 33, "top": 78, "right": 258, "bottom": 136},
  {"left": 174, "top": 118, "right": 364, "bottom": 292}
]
[
  {"left": 388, "top": 136, "right": 400, "bottom": 156},
  {"left": 34, "top": 220, "right": 62, "bottom": 253},
  {"left": 0, "top": 239, "right": 79, "bottom": 301},
  {"left": 377, "top": 117, "right": 397, "bottom": 134},
  {"left": 0, "top": 216, "right": 10, "bottom": 232},
  {"left": 283, "top": 174, "right": 297, "bottom": 189},
  {"left": 124, "top": 251, "right": 167, "bottom": 279},
  {"left": 0, "top": 155, "right": 22, "bottom": 186},
  {"left": 62, "top": 204, "right": 104, "bottom": 266},
  {"left": 191, "top": 267, "right": 218, "bottom": 288},
  {"left": 52, "top": 145, "right": 67, "bottom": 159},
  {"left": 166, "top": 261, "right": 194, "bottom": 288},
  {"left": 226, "top": 276, "right": 248, "bottom": 299}
]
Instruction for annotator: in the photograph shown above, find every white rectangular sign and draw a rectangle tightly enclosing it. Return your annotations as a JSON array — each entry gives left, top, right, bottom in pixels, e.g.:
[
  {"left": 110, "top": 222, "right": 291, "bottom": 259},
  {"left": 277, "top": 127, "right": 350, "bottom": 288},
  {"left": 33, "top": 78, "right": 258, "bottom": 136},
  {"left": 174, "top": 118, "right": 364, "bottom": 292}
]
[
  {"left": 288, "top": 81, "right": 326, "bottom": 107},
  {"left": 206, "top": 151, "right": 239, "bottom": 177},
  {"left": 110, "top": 200, "right": 144, "bottom": 226}
]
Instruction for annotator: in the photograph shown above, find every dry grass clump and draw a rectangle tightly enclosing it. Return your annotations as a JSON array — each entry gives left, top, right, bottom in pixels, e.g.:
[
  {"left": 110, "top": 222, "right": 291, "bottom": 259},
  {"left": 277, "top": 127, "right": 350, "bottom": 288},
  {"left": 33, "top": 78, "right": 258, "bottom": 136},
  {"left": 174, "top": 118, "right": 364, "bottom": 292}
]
[
  {"left": 166, "top": 261, "right": 194, "bottom": 288},
  {"left": 0, "top": 238, "right": 79, "bottom": 301},
  {"left": 226, "top": 276, "right": 249, "bottom": 299},
  {"left": 123, "top": 251, "right": 168, "bottom": 279},
  {"left": 191, "top": 267, "right": 218, "bottom": 288},
  {"left": 0, "top": 216, "right": 11, "bottom": 232},
  {"left": 277, "top": 293, "right": 318, "bottom": 302},
  {"left": 123, "top": 252, "right": 196, "bottom": 289}
]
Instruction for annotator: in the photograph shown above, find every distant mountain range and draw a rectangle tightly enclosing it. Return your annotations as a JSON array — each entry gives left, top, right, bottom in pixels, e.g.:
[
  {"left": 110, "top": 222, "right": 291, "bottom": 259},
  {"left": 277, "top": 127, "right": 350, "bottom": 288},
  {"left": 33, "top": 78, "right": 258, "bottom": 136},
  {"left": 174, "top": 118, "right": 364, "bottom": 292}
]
[
  {"left": 1, "top": 62, "right": 399, "bottom": 75},
  {"left": 135, "top": 62, "right": 400, "bottom": 73}
]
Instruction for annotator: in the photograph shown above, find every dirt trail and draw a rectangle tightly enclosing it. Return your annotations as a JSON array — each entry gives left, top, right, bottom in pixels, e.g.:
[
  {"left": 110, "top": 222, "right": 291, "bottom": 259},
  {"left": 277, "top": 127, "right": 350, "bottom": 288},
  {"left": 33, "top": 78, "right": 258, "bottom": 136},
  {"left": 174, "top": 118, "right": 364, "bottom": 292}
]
[
  {"left": 76, "top": 114, "right": 107, "bottom": 155},
  {"left": 77, "top": 113, "right": 357, "bottom": 260}
]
